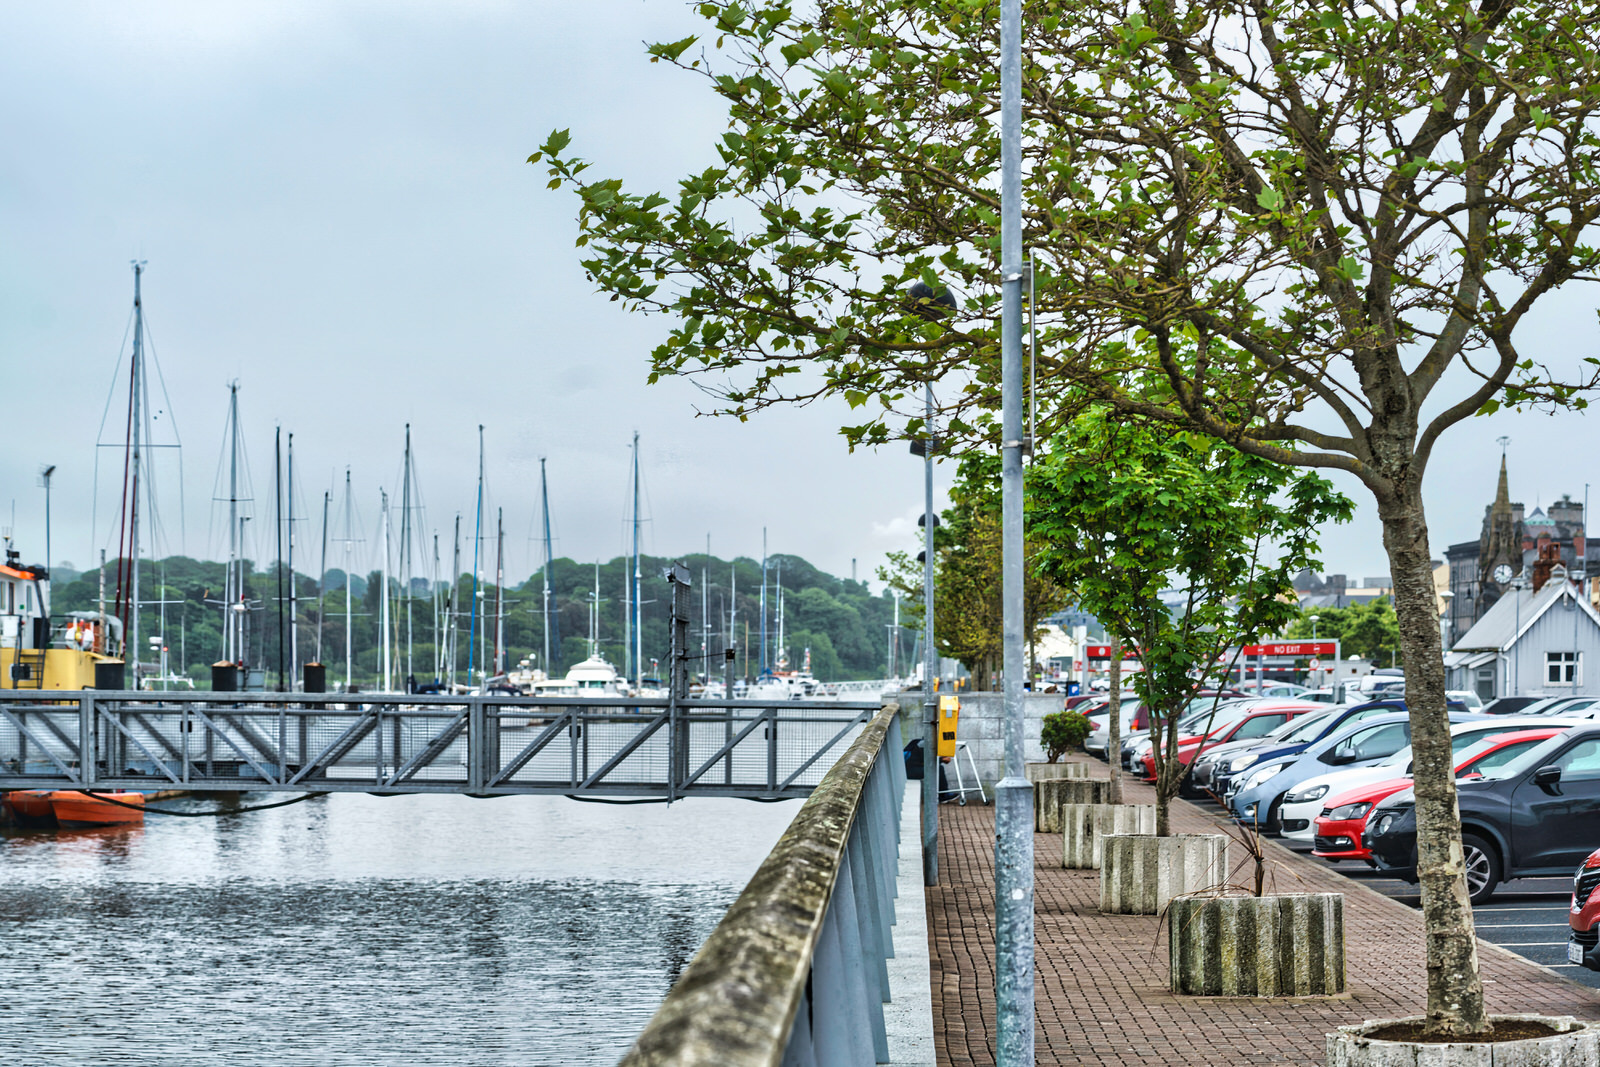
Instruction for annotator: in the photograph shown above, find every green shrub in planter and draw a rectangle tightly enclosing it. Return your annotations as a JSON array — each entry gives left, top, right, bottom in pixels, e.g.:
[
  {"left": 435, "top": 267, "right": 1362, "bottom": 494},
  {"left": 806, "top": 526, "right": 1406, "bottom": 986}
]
[{"left": 1041, "top": 710, "right": 1091, "bottom": 763}]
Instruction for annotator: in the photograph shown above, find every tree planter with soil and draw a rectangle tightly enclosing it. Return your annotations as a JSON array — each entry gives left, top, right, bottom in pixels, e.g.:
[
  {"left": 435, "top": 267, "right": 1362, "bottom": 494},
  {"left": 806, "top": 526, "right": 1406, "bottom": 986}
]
[
  {"left": 1061, "top": 803, "right": 1156, "bottom": 868},
  {"left": 1034, "top": 777, "right": 1111, "bottom": 832},
  {"left": 1100, "top": 833, "right": 1228, "bottom": 914},
  {"left": 1169, "top": 893, "right": 1345, "bottom": 997},
  {"left": 1326, "top": 1015, "right": 1599, "bottom": 1066}
]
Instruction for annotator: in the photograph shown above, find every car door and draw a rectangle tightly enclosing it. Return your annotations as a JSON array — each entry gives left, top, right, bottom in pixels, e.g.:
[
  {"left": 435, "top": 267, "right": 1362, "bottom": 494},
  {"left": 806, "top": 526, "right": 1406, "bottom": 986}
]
[
  {"left": 1509, "top": 738, "right": 1600, "bottom": 871},
  {"left": 1321, "top": 721, "right": 1411, "bottom": 768}
]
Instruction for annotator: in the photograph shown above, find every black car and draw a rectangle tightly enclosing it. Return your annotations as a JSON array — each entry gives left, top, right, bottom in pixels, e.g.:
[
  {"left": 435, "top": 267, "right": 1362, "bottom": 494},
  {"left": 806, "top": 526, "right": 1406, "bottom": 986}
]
[{"left": 1365, "top": 724, "right": 1600, "bottom": 903}]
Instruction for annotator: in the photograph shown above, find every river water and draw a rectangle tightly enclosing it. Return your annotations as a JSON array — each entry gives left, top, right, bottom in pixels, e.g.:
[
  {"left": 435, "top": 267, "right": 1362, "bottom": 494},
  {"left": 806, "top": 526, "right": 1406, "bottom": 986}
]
[{"left": 0, "top": 792, "right": 800, "bottom": 1067}]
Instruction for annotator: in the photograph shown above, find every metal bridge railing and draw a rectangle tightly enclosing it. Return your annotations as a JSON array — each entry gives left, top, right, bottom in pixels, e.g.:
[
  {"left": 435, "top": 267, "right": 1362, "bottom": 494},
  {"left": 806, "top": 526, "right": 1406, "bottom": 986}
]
[
  {"left": 619, "top": 703, "right": 907, "bottom": 1067},
  {"left": 0, "top": 690, "right": 885, "bottom": 800}
]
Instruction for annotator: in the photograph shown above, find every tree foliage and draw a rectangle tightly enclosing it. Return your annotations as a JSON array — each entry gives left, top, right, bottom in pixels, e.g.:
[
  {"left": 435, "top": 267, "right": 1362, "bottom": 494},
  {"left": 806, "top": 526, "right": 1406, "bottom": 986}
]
[
  {"left": 1029, "top": 409, "right": 1351, "bottom": 834},
  {"left": 1287, "top": 598, "right": 1404, "bottom": 668}
]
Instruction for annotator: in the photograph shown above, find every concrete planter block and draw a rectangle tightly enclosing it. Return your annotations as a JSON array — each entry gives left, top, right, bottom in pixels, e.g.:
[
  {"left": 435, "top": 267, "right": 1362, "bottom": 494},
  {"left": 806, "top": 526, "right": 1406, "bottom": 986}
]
[
  {"left": 1169, "top": 893, "right": 1345, "bottom": 996},
  {"left": 1034, "top": 777, "right": 1111, "bottom": 832},
  {"left": 1099, "top": 834, "right": 1228, "bottom": 915},
  {"left": 1061, "top": 804, "right": 1157, "bottom": 869},
  {"left": 1326, "top": 1015, "right": 1600, "bottom": 1067},
  {"left": 1025, "top": 762, "right": 1092, "bottom": 783}
]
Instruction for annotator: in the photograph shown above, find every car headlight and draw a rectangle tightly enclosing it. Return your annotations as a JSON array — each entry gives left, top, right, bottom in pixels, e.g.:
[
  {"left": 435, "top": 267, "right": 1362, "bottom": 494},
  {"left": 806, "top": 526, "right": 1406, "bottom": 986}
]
[
  {"left": 1325, "top": 802, "right": 1373, "bottom": 821},
  {"left": 1371, "top": 813, "right": 1396, "bottom": 837},
  {"left": 1286, "top": 784, "right": 1328, "bottom": 804},
  {"left": 1239, "top": 763, "right": 1285, "bottom": 790},
  {"left": 1228, "top": 753, "right": 1260, "bottom": 772}
]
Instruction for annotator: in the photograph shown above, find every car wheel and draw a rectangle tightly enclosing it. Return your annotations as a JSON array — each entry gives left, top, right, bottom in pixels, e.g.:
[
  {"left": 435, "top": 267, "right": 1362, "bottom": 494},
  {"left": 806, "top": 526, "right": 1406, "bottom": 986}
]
[{"left": 1461, "top": 833, "right": 1500, "bottom": 905}]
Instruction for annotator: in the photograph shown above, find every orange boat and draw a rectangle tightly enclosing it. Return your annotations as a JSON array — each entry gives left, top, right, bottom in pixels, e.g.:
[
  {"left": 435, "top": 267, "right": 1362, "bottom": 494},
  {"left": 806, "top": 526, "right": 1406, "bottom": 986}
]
[
  {"left": 2, "top": 790, "right": 58, "bottom": 823},
  {"left": 1, "top": 790, "right": 145, "bottom": 827},
  {"left": 50, "top": 791, "right": 145, "bottom": 826}
]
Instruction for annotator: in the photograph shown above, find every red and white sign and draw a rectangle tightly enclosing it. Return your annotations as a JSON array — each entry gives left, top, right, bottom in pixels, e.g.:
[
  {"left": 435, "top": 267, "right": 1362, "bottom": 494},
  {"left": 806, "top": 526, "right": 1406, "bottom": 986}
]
[
  {"left": 1085, "top": 644, "right": 1112, "bottom": 660},
  {"left": 1240, "top": 641, "right": 1338, "bottom": 657},
  {"left": 1309, "top": 658, "right": 1321, "bottom": 671}
]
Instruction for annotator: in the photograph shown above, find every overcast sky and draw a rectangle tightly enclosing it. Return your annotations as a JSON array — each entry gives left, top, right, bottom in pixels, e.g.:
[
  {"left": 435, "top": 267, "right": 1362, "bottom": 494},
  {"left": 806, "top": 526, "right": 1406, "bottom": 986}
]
[{"left": 2, "top": 2, "right": 1596, "bottom": 590}]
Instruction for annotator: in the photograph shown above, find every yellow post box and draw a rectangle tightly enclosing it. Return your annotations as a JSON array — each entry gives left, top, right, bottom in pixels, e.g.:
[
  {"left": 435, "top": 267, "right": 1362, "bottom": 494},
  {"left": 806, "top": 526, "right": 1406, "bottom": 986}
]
[{"left": 938, "top": 694, "right": 961, "bottom": 759}]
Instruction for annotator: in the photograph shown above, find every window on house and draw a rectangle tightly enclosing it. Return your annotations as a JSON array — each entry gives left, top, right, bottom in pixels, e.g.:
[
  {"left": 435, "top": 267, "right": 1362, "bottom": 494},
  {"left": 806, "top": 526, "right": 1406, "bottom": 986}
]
[{"left": 1547, "top": 651, "right": 1581, "bottom": 686}]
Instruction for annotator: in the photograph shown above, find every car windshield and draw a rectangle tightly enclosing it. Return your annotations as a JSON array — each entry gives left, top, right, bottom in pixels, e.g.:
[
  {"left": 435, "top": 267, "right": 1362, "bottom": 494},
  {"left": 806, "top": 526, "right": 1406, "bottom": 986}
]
[
  {"left": 1275, "top": 709, "right": 1338, "bottom": 743},
  {"left": 1178, "top": 699, "right": 1252, "bottom": 733},
  {"left": 1383, "top": 725, "right": 1532, "bottom": 768},
  {"left": 1472, "top": 732, "right": 1574, "bottom": 781}
]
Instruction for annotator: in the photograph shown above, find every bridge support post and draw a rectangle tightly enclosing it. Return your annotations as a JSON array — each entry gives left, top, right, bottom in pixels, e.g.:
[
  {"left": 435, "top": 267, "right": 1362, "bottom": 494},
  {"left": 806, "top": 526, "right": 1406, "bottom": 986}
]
[
  {"left": 78, "top": 694, "right": 95, "bottom": 787},
  {"left": 467, "top": 698, "right": 486, "bottom": 793}
]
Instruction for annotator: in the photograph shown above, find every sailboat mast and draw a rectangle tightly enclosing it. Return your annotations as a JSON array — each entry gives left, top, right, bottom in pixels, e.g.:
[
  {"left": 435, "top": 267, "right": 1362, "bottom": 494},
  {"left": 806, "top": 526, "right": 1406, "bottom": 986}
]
[
  {"left": 275, "top": 426, "right": 285, "bottom": 691},
  {"left": 494, "top": 507, "right": 504, "bottom": 678},
  {"left": 540, "top": 457, "right": 554, "bottom": 675},
  {"left": 702, "top": 533, "right": 709, "bottom": 686},
  {"left": 449, "top": 515, "right": 461, "bottom": 688},
  {"left": 468, "top": 426, "right": 483, "bottom": 688},
  {"left": 759, "top": 528, "right": 767, "bottom": 674},
  {"left": 432, "top": 532, "right": 441, "bottom": 681},
  {"left": 401, "top": 424, "right": 413, "bottom": 686},
  {"left": 128, "top": 263, "right": 145, "bottom": 686},
  {"left": 317, "top": 489, "right": 329, "bottom": 665},
  {"left": 288, "top": 433, "right": 297, "bottom": 691},
  {"left": 631, "top": 431, "right": 641, "bottom": 688},
  {"left": 225, "top": 384, "right": 240, "bottom": 664},
  {"left": 343, "top": 469, "right": 353, "bottom": 690},
  {"left": 776, "top": 559, "right": 784, "bottom": 667},
  {"left": 591, "top": 561, "right": 600, "bottom": 658},
  {"left": 380, "top": 489, "right": 391, "bottom": 693}
]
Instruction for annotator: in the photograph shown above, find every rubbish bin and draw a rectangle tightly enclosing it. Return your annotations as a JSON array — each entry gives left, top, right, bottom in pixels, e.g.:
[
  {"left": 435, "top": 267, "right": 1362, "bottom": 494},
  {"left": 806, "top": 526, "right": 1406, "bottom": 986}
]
[
  {"left": 94, "top": 659, "right": 126, "bottom": 690},
  {"left": 211, "top": 661, "right": 238, "bottom": 692},
  {"left": 303, "top": 662, "right": 326, "bottom": 694}
]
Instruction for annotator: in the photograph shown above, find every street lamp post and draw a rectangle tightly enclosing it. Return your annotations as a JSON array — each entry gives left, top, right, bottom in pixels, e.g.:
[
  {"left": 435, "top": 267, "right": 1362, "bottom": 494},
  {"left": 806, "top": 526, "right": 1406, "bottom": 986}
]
[
  {"left": 996, "top": 0, "right": 1034, "bottom": 1059},
  {"left": 1310, "top": 614, "right": 1320, "bottom": 640}
]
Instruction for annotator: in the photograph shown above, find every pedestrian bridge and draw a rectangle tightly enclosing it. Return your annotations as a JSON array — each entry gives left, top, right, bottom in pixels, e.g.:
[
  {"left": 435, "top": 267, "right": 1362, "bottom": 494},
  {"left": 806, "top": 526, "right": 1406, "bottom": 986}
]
[{"left": 0, "top": 690, "right": 886, "bottom": 800}]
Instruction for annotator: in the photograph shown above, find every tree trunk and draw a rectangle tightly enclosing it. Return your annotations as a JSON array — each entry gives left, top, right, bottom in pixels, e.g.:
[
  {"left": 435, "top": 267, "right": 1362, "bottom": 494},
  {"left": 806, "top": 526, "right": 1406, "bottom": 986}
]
[
  {"left": 1379, "top": 489, "right": 1486, "bottom": 1035},
  {"left": 1107, "top": 638, "right": 1123, "bottom": 805},
  {"left": 1153, "top": 701, "right": 1181, "bottom": 837}
]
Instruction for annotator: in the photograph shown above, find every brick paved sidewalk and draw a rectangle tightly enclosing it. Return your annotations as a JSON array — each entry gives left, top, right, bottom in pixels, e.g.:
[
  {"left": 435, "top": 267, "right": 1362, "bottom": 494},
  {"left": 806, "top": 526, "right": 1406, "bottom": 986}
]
[{"left": 926, "top": 760, "right": 1600, "bottom": 1066}]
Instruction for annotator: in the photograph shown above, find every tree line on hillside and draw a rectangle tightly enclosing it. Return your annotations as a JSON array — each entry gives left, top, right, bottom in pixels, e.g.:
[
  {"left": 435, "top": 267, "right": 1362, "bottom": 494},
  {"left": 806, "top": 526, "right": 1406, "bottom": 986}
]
[{"left": 49, "top": 553, "right": 910, "bottom": 687}]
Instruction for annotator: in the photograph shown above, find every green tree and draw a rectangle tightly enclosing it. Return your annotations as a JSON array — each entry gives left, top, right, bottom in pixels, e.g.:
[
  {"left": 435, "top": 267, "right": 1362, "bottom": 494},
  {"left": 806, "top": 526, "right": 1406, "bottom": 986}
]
[
  {"left": 1286, "top": 600, "right": 1403, "bottom": 669},
  {"left": 535, "top": 0, "right": 1600, "bottom": 1031},
  {"left": 1031, "top": 411, "right": 1350, "bottom": 836}
]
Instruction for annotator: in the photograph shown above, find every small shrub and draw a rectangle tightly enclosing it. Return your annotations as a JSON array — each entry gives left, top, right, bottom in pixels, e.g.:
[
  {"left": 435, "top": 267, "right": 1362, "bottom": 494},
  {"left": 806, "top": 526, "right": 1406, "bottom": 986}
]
[{"left": 1041, "top": 710, "right": 1091, "bottom": 762}]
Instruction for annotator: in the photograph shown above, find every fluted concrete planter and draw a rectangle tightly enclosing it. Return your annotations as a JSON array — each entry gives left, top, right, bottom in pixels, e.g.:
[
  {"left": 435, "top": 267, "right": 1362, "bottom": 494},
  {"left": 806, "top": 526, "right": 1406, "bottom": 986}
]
[
  {"left": 1061, "top": 803, "right": 1157, "bottom": 869},
  {"left": 1169, "top": 893, "right": 1344, "bottom": 996},
  {"left": 1034, "top": 777, "right": 1112, "bottom": 832},
  {"left": 1100, "top": 833, "right": 1228, "bottom": 915},
  {"left": 1026, "top": 761, "right": 1092, "bottom": 783},
  {"left": 1327, "top": 1015, "right": 1600, "bottom": 1066}
]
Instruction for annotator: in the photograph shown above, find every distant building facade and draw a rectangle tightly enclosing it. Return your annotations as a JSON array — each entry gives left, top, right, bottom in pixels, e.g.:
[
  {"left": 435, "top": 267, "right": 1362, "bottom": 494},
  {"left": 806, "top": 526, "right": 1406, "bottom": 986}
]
[{"left": 1444, "top": 456, "right": 1595, "bottom": 642}]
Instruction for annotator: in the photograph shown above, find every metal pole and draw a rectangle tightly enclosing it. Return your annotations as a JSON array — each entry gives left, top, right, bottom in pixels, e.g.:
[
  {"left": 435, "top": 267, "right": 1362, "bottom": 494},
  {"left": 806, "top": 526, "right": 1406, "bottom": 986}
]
[
  {"left": 995, "top": 0, "right": 1034, "bottom": 1059},
  {"left": 922, "top": 384, "right": 939, "bottom": 887}
]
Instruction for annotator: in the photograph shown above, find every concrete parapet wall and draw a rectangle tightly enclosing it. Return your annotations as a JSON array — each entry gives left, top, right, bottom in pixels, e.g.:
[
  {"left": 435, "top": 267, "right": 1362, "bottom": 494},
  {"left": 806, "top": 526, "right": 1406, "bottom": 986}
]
[
  {"left": 955, "top": 693, "right": 1063, "bottom": 787},
  {"left": 1169, "top": 893, "right": 1345, "bottom": 997},
  {"left": 1034, "top": 778, "right": 1112, "bottom": 833},
  {"left": 1099, "top": 833, "right": 1228, "bottom": 915},
  {"left": 1061, "top": 804, "right": 1157, "bottom": 869},
  {"left": 1327, "top": 1015, "right": 1600, "bottom": 1066}
]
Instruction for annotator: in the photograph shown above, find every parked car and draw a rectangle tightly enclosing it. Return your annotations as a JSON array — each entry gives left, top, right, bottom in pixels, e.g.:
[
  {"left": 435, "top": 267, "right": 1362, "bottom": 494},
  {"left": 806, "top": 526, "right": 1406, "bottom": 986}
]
[
  {"left": 1278, "top": 716, "right": 1586, "bottom": 846},
  {"left": 1236, "top": 680, "right": 1311, "bottom": 698},
  {"left": 1445, "top": 690, "right": 1485, "bottom": 711},
  {"left": 1190, "top": 707, "right": 1340, "bottom": 795},
  {"left": 1311, "top": 728, "right": 1564, "bottom": 863},
  {"left": 1568, "top": 847, "right": 1600, "bottom": 970},
  {"left": 1223, "top": 703, "right": 1480, "bottom": 832},
  {"left": 1366, "top": 724, "right": 1600, "bottom": 903},
  {"left": 1209, "top": 700, "right": 1461, "bottom": 800},
  {"left": 1136, "top": 700, "right": 1324, "bottom": 788},
  {"left": 1117, "top": 690, "right": 1250, "bottom": 768},
  {"left": 1481, "top": 695, "right": 1555, "bottom": 715},
  {"left": 1083, "top": 695, "right": 1145, "bottom": 759}
]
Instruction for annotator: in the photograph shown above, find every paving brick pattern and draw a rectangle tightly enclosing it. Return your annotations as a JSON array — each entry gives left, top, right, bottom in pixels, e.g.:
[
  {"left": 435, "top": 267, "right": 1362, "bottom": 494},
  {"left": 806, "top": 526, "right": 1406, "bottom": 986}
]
[{"left": 926, "top": 759, "right": 1600, "bottom": 1066}]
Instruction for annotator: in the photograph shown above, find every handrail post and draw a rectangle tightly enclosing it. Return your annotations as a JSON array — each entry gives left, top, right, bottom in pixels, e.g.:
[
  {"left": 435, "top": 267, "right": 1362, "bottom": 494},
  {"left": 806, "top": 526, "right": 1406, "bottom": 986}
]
[
  {"left": 467, "top": 697, "right": 486, "bottom": 793},
  {"left": 78, "top": 693, "right": 94, "bottom": 787}
]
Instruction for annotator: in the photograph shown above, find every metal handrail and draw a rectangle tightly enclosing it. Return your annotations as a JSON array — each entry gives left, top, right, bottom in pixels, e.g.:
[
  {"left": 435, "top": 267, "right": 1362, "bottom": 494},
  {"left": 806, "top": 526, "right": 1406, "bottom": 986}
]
[{"left": 619, "top": 703, "right": 906, "bottom": 1066}]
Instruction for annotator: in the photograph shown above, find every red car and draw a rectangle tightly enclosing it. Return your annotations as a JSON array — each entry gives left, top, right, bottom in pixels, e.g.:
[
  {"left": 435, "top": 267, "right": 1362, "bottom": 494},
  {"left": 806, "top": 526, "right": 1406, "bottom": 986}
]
[
  {"left": 1141, "top": 701, "right": 1319, "bottom": 783},
  {"left": 1569, "top": 848, "right": 1600, "bottom": 970},
  {"left": 1312, "top": 728, "right": 1564, "bottom": 863}
]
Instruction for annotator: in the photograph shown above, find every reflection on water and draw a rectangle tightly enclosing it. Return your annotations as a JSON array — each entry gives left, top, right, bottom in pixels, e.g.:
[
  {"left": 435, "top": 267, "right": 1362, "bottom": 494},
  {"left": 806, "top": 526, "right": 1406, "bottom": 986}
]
[{"left": 0, "top": 793, "right": 798, "bottom": 1066}]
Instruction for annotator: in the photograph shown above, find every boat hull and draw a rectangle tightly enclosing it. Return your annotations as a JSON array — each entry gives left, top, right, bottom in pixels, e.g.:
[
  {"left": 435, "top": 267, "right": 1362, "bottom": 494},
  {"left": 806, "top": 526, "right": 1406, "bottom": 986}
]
[
  {"left": 50, "top": 791, "right": 145, "bottom": 826},
  {"left": 2, "top": 790, "right": 57, "bottom": 823}
]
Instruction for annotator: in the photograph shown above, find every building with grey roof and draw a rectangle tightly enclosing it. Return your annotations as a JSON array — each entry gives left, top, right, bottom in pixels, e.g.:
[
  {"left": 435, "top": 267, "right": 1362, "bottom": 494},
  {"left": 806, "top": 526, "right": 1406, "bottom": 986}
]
[{"left": 1445, "top": 566, "right": 1600, "bottom": 701}]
